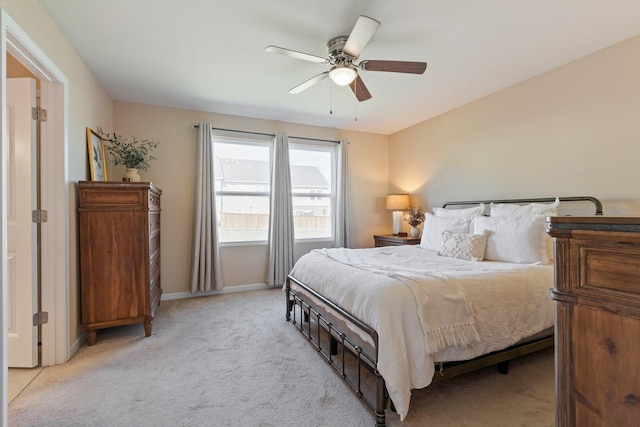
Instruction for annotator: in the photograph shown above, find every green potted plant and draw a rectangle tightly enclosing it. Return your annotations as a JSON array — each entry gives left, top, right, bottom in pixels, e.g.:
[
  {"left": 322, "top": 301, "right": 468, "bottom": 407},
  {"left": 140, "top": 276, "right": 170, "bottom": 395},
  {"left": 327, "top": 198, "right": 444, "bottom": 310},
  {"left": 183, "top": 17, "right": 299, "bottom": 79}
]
[
  {"left": 405, "top": 206, "right": 425, "bottom": 237},
  {"left": 98, "top": 127, "right": 159, "bottom": 182}
]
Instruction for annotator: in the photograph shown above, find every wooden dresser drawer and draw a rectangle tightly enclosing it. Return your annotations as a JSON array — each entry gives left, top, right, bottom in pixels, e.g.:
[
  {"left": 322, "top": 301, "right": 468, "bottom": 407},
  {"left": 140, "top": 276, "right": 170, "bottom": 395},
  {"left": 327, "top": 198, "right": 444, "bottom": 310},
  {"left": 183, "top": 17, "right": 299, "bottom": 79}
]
[
  {"left": 150, "top": 252, "right": 160, "bottom": 282},
  {"left": 570, "top": 304, "right": 640, "bottom": 426},
  {"left": 80, "top": 187, "right": 145, "bottom": 209},
  {"left": 79, "top": 182, "right": 163, "bottom": 211},
  {"left": 149, "top": 190, "right": 161, "bottom": 210},
  {"left": 149, "top": 233, "right": 160, "bottom": 259},
  {"left": 149, "top": 212, "right": 161, "bottom": 234},
  {"left": 373, "top": 235, "right": 420, "bottom": 247},
  {"left": 573, "top": 240, "right": 640, "bottom": 304},
  {"left": 150, "top": 277, "right": 162, "bottom": 317}
]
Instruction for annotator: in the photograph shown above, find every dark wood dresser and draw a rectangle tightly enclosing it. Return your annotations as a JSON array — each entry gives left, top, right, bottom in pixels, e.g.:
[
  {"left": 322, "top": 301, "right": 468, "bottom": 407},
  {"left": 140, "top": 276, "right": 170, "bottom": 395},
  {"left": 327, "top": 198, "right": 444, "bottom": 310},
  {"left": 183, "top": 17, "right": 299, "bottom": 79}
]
[
  {"left": 547, "top": 217, "right": 640, "bottom": 426},
  {"left": 78, "top": 181, "right": 162, "bottom": 345}
]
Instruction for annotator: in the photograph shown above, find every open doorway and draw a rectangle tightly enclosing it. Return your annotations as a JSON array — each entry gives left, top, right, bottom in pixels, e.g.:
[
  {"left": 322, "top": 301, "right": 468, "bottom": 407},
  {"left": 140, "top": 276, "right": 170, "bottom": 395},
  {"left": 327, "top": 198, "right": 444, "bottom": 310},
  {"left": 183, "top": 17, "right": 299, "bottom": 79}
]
[{"left": 2, "top": 10, "right": 71, "bottom": 417}]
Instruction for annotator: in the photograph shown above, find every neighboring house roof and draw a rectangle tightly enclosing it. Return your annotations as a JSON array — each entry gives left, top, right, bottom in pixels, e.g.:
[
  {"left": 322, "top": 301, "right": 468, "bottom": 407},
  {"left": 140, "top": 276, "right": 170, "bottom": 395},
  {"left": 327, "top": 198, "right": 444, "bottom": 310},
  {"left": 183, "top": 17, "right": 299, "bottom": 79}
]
[
  {"left": 216, "top": 158, "right": 267, "bottom": 185},
  {"left": 291, "top": 164, "right": 330, "bottom": 188},
  {"left": 215, "top": 157, "right": 330, "bottom": 188}
]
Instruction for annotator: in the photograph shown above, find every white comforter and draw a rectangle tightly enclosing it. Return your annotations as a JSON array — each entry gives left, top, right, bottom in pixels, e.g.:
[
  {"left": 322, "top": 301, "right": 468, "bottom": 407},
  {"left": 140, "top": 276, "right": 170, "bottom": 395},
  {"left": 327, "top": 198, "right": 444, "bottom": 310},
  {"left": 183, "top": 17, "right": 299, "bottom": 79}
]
[{"left": 289, "top": 245, "right": 554, "bottom": 421}]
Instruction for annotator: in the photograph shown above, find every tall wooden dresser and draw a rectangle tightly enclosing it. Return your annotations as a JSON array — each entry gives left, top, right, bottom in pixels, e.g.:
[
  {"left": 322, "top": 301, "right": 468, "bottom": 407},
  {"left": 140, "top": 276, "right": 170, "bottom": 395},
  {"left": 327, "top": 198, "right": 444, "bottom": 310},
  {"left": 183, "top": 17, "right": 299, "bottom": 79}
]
[
  {"left": 547, "top": 217, "right": 640, "bottom": 426},
  {"left": 78, "top": 181, "right": 162, "bottom": 345}
]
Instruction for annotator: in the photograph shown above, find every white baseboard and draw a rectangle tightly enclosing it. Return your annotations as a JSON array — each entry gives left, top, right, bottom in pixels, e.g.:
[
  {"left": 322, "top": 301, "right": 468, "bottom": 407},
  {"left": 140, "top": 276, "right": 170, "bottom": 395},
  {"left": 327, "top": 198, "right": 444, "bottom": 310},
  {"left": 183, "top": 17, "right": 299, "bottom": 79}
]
[
  {"left": 64, "top": 331, "right": 86, "bottom": 365},
  {"left": 161, "top": 282, "right": 280, "bottom": 301}
]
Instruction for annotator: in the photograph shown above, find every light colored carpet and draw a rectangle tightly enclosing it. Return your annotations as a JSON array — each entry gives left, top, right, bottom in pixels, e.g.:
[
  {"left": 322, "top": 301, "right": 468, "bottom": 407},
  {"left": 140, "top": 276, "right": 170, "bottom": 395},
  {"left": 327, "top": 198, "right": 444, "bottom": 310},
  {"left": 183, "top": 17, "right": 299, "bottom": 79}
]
[{"left": 8, "top": 289, "right": 554, "bottom": 426}]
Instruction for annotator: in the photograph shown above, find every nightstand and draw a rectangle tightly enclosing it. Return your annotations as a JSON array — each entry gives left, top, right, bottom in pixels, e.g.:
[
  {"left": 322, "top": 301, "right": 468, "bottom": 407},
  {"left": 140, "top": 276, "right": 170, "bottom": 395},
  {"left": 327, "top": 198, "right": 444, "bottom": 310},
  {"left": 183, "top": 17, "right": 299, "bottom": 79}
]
[{"left": 374, "top": 234, "right": 421, "bottom": 247}]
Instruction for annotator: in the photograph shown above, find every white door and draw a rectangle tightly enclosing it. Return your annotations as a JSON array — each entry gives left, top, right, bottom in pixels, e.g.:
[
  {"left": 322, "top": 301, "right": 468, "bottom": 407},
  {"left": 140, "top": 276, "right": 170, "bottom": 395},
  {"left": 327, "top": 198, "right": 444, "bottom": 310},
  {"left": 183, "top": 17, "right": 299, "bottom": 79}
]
[{"left": 6, "top": 77, "right": 38, "bottom": 368}]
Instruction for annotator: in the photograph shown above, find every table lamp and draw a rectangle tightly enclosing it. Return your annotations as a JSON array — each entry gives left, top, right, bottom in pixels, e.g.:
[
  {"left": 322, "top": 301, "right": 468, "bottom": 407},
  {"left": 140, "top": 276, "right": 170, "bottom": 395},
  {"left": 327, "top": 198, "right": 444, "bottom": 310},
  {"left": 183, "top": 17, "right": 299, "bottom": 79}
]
[{"left": 386, "top": 194, "right": 410, "bottom": 235}]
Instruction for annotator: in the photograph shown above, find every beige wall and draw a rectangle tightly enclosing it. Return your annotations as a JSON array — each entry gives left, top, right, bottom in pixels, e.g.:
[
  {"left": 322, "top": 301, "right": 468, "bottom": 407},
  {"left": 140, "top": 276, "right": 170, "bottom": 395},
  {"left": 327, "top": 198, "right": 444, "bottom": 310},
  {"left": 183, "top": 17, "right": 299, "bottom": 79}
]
[
  {"left": 113, "top": 102, "right": 389, "bottom": 295},
  {"left": 1, "top": 1, "right": 114, "bottom": 345},
  {"left": 390, "top": 35, "right": 640, "bottom": 217}
]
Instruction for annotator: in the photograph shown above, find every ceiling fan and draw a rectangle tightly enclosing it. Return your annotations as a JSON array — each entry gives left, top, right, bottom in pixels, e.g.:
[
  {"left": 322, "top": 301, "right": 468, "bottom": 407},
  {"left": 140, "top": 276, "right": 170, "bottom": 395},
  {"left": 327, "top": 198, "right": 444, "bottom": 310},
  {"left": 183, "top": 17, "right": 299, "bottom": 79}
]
[{"left": 265, "top": 15, "right": 427, "bottom": 102}]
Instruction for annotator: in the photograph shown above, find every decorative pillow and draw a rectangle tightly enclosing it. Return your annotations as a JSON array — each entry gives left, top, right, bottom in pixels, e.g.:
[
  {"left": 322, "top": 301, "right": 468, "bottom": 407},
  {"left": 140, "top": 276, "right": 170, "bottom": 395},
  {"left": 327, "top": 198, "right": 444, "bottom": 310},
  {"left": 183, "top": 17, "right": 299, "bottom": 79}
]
[
  {"left": 471, "top": 216, "right": 548, "bottom": 264},
  {"left": 432, "top": 203, "right": 486, "bottom": 219},
  {"left": 490, "top": 197, "right": 559, "bottom": 217},
  {"left": 420, "top": 214, "right": 471, "bottom": 251},
  {"left": 438, "top": 231, "right": 488, "bottom": 262}
]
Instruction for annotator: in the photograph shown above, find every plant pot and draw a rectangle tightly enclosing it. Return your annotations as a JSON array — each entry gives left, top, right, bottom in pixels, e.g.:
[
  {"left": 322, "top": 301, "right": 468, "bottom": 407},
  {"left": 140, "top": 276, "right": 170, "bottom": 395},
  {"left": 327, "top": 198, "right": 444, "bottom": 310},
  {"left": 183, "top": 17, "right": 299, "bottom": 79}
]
[
  {"left": 123, "top": 168, "right": 141, "bottom": 182},
  {"left": 410, "top": 226, "right": 420, "bottom": 238}
]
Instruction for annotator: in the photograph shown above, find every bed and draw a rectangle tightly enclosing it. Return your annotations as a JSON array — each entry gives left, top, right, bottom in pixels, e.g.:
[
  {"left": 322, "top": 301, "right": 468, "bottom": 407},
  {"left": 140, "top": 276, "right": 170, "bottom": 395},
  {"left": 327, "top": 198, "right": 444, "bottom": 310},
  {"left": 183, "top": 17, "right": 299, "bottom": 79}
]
[{"left": 285, "top": 196, "right": 603, "bottom": 426}]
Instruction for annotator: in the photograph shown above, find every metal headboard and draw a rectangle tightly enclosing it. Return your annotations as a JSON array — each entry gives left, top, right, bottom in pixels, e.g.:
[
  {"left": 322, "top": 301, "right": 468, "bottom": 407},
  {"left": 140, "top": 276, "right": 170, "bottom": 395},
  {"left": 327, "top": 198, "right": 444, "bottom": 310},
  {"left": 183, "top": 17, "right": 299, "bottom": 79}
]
[{"left": 442, "top": 196, "right": 603, "bottom": 215}]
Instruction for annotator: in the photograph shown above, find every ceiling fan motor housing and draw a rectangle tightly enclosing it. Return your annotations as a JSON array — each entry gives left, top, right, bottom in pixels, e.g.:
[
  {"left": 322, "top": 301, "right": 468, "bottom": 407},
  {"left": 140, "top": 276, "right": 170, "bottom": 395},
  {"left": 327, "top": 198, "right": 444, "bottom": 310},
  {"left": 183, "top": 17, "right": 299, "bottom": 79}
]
[{"left": 327, "top": 36, "right": 354, "bottom": 63}]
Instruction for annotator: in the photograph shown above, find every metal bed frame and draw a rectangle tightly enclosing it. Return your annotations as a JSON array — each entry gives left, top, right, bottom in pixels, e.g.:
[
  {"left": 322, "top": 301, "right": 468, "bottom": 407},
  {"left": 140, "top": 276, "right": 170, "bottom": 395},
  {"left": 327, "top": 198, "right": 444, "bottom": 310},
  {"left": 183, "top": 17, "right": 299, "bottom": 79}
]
[{"left": 285, "top": 196, "right": 603, "bottom": 427}]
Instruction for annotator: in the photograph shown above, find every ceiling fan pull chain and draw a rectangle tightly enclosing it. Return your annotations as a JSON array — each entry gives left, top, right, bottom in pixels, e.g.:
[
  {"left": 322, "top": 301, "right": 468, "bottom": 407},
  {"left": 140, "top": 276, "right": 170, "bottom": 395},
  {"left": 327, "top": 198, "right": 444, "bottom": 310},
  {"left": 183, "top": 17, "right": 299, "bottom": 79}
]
[
  {"left": 353, "top": 85, "right": 358, "bottom": 121},
  {"left": 329, "top": 82, "right": 333, "bottom": 115}
]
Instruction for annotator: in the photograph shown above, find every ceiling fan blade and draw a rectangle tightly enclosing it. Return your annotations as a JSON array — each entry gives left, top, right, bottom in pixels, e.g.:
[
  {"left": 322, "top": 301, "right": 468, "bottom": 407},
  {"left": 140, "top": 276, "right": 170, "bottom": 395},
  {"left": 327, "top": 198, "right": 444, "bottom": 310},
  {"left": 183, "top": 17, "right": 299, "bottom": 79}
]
[
  {"left": 349, "top": 75, "right": 372, "bottom": 102},
  {"left": 289, "top": 71, "right": 330, "bottom": 94},
  {"left": 360, "top": 60, "right": 427, "bottom": 74},
  {"left": 343, "top": 16, "right": 381, "bottom": 59},
  {"left": 265, "top": 45, "right": 328, "bottom": 64}
]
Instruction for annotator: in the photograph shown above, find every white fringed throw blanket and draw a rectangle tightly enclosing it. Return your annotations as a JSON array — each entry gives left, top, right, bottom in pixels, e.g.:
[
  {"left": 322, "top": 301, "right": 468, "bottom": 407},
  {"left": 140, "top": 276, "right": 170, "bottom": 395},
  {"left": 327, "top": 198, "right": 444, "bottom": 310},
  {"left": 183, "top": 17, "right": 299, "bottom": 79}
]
[{"left": 318, "top": 247, "right": 481, "bottom": 354}]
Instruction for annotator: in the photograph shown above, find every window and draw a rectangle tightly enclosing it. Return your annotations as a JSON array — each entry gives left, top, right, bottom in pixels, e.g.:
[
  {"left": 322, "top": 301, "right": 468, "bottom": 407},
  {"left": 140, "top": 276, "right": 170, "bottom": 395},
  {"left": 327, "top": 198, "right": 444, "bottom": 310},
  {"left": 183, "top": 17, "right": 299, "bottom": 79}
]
[
  {"left": 212, "top": 133, "right": 338, "bottom": 243},
  {"left": 289, "top": 141, "right": 337, "bottom": 240},
  {"left": 213, "top": 134, "right": 272, "bottom": 243}
]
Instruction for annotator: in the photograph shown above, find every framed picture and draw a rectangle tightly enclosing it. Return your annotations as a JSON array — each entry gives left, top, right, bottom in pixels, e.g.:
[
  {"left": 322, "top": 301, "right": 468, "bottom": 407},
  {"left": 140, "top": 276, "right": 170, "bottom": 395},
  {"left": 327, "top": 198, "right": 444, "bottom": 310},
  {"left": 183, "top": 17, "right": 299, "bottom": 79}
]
[{"left": 86, "top": 127, "right": 108, "bottom": 181}]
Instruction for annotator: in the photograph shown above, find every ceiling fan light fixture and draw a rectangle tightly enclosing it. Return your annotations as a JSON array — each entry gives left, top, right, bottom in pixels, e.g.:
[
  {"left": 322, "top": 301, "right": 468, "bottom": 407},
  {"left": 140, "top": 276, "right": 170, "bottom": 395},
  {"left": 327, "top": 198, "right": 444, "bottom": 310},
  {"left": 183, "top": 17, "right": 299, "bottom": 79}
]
[{"left": 329, "top": 64, "right": 357, "bottom": 86}]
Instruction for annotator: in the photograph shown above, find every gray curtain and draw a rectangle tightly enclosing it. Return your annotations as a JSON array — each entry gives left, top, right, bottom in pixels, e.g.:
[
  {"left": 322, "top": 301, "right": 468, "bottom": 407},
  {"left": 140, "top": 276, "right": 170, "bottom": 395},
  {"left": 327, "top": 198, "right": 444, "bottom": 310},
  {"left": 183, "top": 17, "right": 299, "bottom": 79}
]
[
  {"left": 190, "top": 123, "right": 223, "bottom": 292},
  {"left": 266, "top": 132, "right": 295, "bottom": 287},
  {"left": 334, "top": 139, "right": 355, "bottom": 248}
]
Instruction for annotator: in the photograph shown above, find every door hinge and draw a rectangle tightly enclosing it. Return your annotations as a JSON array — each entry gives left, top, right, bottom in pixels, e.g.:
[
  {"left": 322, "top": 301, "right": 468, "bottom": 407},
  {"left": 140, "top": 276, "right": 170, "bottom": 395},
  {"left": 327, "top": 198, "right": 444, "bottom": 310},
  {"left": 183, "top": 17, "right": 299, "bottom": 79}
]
[
  {"left": 32, "top": 209, "right": 48, "bottom": 223},
  {"left": 33, "top": 311, "right": 49, "bottom": 326},
  {"left": 31, "top": 106, "right": 47, "bottom": 122}
]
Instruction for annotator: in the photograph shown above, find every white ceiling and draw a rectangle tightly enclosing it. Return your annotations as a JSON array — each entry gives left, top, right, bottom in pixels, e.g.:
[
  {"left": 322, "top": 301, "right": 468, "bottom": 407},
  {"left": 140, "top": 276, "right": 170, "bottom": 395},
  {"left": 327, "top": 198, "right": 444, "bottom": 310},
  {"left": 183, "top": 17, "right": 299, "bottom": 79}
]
[{"left": 38, "top": 0, "right": 640, "bottom": 135}]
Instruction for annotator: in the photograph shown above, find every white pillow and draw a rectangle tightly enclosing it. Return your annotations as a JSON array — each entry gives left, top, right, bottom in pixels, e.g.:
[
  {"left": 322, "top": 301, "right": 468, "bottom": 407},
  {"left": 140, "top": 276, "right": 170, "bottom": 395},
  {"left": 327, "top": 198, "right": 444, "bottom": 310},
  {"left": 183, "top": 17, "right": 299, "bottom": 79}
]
[
  {"left": 438, "top": 231, "right": 488, "bottom": 262},
  {"left": 490, "top": 197, "right": 559, "bottom": 217},
  {"left": 420, "top": 214, "right": 471, "bottom": 251},
  {"left": 432, "top": 203, "right": 486, "bottom": 219},
  {"left": 489, "top": 198, "right": 559, "bottom": 263},
  {"left": 471, "top": 216, "right": 548, "bottom": 264}
]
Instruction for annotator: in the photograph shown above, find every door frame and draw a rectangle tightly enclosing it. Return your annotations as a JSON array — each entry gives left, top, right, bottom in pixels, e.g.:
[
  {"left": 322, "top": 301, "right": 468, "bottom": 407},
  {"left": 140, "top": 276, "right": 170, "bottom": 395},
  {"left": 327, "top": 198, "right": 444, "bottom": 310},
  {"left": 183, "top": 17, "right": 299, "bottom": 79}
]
[
  {"left": 6, "top": 20, "right": 71, "bottom": 367},
  {"left": 1, "top": 9, "right": 69, "bottom": 423}
]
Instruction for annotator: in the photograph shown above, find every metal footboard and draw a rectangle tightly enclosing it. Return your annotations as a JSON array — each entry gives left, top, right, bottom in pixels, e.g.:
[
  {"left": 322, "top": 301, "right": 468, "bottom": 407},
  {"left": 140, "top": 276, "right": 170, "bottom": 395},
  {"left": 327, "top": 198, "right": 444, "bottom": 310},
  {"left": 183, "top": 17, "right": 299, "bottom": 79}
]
[{"left": 286, "top": 275, "right": 388, "bottom": 427}]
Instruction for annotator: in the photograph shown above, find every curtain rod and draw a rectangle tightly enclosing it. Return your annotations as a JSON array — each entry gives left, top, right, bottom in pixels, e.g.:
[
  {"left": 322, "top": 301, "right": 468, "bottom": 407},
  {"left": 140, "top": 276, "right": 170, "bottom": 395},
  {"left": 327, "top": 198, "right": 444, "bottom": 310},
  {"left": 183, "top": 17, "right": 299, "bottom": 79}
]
[
  {"left": 192, "top": 124, "right": 274, "bottom": 138},
  {"left": 192, "top": 124, "right": 340, "bottom": 144},
  {"left": 288, "top": 135, "right": 340, "bottom": 144}
]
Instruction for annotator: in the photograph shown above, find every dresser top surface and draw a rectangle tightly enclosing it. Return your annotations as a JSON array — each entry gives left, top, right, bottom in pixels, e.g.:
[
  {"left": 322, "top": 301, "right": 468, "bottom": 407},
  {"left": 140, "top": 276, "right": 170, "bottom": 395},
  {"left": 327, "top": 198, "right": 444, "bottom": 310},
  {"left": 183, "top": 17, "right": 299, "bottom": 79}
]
[
  {"left": 547, "top": 216, "right": 640, "bottom": 234},
  {"left": 78, "top": 181, "right": 162, "bottom": 193},
  {"left": 548, "top": 216, "right": 640, "bottom": 224}
]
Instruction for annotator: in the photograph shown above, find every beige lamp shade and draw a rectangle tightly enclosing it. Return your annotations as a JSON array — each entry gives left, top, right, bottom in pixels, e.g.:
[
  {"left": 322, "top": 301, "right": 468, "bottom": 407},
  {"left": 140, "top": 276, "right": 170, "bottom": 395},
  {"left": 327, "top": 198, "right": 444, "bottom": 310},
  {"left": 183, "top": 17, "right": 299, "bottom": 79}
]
[
  {"left": 386, "top": 194, "right": 410, "bottom": 210},
  {"left": 386, "top": 194, "right": 410, "bottom": 235}
]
